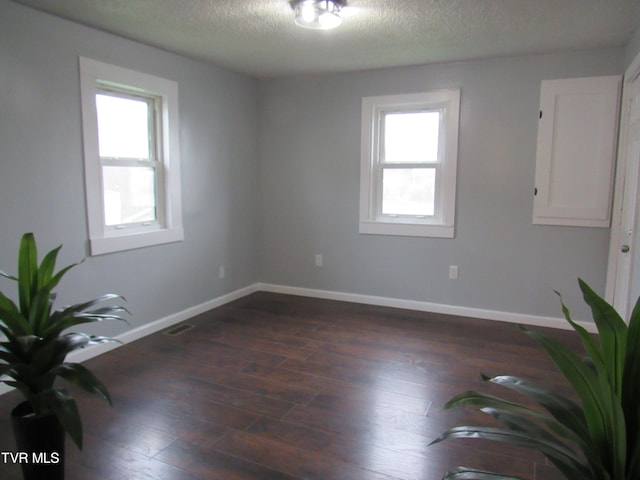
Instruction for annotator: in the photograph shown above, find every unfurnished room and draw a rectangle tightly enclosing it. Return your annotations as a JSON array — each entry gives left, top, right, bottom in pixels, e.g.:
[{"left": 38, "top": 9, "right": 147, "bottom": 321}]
[{"left": 1, "top": 1, "right": 640, "bottom": 479}]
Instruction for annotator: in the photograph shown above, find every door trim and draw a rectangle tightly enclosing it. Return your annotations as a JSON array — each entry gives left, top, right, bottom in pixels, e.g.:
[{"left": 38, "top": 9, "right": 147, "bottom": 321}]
[{"left": 605, "top": 51, "right": 640, "bottom": 316}]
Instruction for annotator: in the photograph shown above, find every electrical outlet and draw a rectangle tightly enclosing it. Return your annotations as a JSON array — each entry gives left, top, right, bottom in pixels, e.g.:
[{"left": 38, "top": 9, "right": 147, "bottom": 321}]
[
  {"left": 315, "top": 254, "right": 323, "bottom": 267},
  {"left": 219, "top": 265, "right": 226, "bottom": 279},
  {"left": 449, "top": 265, "right": 459, "bottom": 280}
]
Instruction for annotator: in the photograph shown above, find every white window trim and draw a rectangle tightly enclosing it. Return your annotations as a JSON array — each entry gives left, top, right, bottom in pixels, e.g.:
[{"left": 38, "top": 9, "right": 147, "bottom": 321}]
[
  {"left": 359, "top": 90, "right": 460, "bottom": 238},
  {"left": 79, "top": 57, "right": 183, "bottom": 255}
]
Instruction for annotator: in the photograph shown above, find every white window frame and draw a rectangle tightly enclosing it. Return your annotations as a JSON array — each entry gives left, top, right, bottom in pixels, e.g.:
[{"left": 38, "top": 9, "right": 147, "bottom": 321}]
[
  {"left": 359, "top": 89, "right": 460, "bottom": 238},
  {"left": 79, "top": 57, "right": 183, "bottom": 255}
]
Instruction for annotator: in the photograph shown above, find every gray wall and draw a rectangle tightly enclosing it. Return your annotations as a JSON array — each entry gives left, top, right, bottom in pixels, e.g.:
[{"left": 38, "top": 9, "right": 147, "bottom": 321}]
[
  {"left": 258, "top": 49, "right": 624, "bottom": 320},
  {"left": 0, "top": 0, "right": 259, "bottom": 337},
  {"left": 625, "top": 25, "right": 640, "bottom": 69},
  {"left": 0, "top": 0, "right": 630, "bottom": 334}
]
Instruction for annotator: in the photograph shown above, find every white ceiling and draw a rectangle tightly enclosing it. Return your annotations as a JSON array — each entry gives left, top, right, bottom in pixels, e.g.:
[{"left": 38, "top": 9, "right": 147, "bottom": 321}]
[{"left": 12, "top": 0, "right": 640, "bottom": 78}]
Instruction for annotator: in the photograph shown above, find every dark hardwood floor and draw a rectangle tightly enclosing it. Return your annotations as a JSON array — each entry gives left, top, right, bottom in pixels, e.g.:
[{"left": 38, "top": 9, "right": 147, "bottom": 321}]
[{"left": 0, "top": 292, "right": 584, "bottom": 479}]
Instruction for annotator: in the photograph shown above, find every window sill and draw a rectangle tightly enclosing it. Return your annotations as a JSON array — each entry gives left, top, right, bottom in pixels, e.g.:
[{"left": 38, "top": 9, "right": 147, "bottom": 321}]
[
  {"left": 359, "top": 221, "right": 454, "bottom": 238},
  {"left": 89, "top": 227, "right": 184, "bottom": 255}
]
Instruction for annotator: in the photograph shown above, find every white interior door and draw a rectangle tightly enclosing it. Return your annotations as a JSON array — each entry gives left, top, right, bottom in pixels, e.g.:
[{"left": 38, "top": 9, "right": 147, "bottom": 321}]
[{"left": 607, "top": 54, "right": 640, "bottom": 320}]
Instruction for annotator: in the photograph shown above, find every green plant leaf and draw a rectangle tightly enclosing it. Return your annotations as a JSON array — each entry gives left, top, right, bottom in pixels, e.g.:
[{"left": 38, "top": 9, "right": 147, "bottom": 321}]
[
  {"left": 0, "top": 291, "right": 31, "bottom": 336},
  {"left": 482, "top": 407, "right": 596, "bottom": 479},
  {"left": 16, "top": 335, "right": 40, "bottom": 353},
  {"left": 0, "top": 269, "right": 18, "bottom": 282},
  {"left": 554, "top": 288, "right": 627, "bottom": 478},
  {"left": 0, "top": 348, "right": 21, "bottom": 365},
  {"left": 626, "top": 431, "right": 640, "bottom": 480},
  {"left": 0, "top": 289, "right": 20, "bottom": 313},
  {"left": 0, "top": 327, "right": 23, "bottom": 357},
  {"left": 2, "top": 379, "right": 36, "bottom": 409},
  {"left": 36, "top": 244, "right": 61, "bottom": 289},
  {"left": 555, "top": 290, "right": 608, "bottom": 383},
  {"left": 6, "top": 364, "right": 43, "bottom": 396},
  {"left": 28, "top": 287, "right": 54, "bottom": 334},
  {"left": 83, "top": 305, "right": 130, "bottom": 316},
  {"left": 45, "top": 300, "right": 129, "bottom": 338},
  {"left": 521, "top": 328, "right": 606, "bottom": 433},
  {"left": 432, "top": 425, "right": 590, "bottom": 478},
  {"left": 39, "top": 388, "right": 83, "bottom": 450},
  {"left": 50, "top": 363, "right": 112, "bottom": 405},
  {"left": 578, "top": 278, "right": 627, "bottom": 396},
  {"left": 42, "top": 262, "right": 78, "bottom": 297},
  {"left": 623, "top": 294, "right": 640, "bottom": 467},
  {"left": 86, "top": 335, "right": 122, "bottom": 346},
  {"left": 60, "top": 294, "right": 125, "bottom": 314},
  {"left": 17, "top": 233, "right": 38, "bottom": 316},
  {"left": 481, "top": 374, "right": 589, "bottom": 441},
  {"left": 29, "top": 334, "right": 87, "bottom": 373},
  {"left": 445, "top": 390, "right": 590, "bottom": 452},
  {"left": 523, "top": 326, "right": 625, "bottom": 479},
  {"left": 0, "top": 327, "right": 34, "bottom": 363},
  {"left": 443, "top": 466, "right": 523, "bottom": 479}
]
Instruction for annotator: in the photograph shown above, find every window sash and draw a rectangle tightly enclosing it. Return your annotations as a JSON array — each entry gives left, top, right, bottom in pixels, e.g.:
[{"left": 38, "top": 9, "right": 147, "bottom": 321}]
[
  {"left": 101, "top": 162, "right": 163, "bottom": 230},
  {"left": 376, "top": 164, "right": 439, "bottom": 219},
  {"left": 95, "top": 87, "right": 165, "bottom": 231},
  {"left": 375, "top": 107, "right": 443, "bottom": 219},
  {"left": 96, "top": 87, "right": 160, "bottom": 161},
  {"left": 379, "top": 109, "right": 442, "bottom": 165}
]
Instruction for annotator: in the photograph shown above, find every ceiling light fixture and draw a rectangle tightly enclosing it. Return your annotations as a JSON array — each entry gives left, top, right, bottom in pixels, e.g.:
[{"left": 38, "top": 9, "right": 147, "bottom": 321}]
[{"left": 291, "top": 0, "right": 345, "bottom": 30}]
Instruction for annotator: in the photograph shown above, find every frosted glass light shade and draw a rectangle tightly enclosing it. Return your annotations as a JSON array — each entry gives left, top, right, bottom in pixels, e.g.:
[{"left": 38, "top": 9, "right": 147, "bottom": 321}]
[{"left": 294, "top": 0, "right": 343, "bottom": 30}]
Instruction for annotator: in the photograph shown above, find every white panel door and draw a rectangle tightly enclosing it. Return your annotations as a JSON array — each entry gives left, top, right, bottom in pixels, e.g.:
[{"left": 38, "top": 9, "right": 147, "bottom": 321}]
[
  {"left": 609, "top": 65, "right": 640, "bottom": 319},
  {"left": 533, "top": 76, "right": 621, "bottom": 227}
]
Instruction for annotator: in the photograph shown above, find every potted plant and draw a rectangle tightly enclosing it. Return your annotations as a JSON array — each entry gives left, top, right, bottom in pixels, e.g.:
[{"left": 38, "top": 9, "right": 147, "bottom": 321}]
[
  {"left": 0, "top": 233, "right": 128, "bottom": 480},
  {"left": 431, "top": 279, "right": 640, "bottom": 479}
]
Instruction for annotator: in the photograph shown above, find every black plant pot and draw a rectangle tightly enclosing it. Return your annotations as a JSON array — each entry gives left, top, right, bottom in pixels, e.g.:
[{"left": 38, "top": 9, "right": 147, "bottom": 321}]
[{"left": 10, "top": 402, "right": 65, "bottom": 480}]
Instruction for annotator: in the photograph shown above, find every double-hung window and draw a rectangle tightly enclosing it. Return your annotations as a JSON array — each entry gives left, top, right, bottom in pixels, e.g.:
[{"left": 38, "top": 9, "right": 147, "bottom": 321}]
[
  {"left": 359, "top": 89, "right": 460, "bottom": 238},
  {"left": 79, "top": 58, "right": 183, "bottom": 255},
  {"left": 97, "top": 88, "right": 161, "bottom": 228}
]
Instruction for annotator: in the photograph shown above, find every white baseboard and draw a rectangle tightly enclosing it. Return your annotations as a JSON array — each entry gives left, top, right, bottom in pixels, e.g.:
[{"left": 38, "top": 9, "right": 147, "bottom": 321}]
[
  {"left": 1, "top": 281, "right": 596, "bottom": 397},
  {"left": 257, "top": 282, "right": 598, "bottom": 333},
  {"left": 66, "top": 283, "right": 260, "bottom": 363},
  {"left": 0, "top": 284, "right": 260, "bottom": 396}
]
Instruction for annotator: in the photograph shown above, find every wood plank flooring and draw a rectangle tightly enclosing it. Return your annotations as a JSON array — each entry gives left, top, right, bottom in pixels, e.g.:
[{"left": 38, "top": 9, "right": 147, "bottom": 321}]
[{"left": 0, "top": 292, "right": 584, "bottom": 479}]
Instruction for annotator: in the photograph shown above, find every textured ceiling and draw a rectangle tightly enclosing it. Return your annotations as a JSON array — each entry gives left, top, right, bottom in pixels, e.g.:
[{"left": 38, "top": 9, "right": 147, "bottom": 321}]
[{"left": 12, "top": 0, "right": 640, "bottom": 78}]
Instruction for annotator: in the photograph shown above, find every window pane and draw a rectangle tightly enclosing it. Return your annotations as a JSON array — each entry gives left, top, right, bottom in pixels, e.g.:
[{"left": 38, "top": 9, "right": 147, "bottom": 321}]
[
  {"left": 103, "top": 166, "right": 156, "bottom": 226},
  {"left": 384, "top": 111, "right": 439, "bottom": 163},
  {"left": 382, "top": 168, "right": 435, "bottom": 216},
  {"left": 96, "top": 93, "right": 150, "bottom": 159}
]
